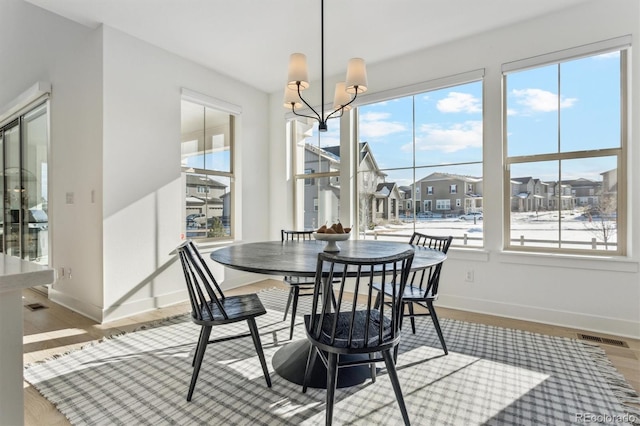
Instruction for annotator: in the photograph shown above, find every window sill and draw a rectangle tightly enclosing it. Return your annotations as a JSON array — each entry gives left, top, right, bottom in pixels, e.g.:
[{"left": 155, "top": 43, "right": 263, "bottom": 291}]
[{"left": 498, "top": 250, "right": 639, "bottom": 273}]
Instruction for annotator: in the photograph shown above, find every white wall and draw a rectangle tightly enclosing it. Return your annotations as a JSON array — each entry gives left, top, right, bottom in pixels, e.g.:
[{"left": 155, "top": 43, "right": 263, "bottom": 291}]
[
  {"left": 0, "top": 0, "right": 105, "bottom": 318},
  {"left": 269, "top": 0, "right": 640, "bottom": 338},
  {"left": 2, "top": 1, "right": 272, "bottom": 322},
  {"left": 99, "top": 26, "right": 272, "bottom": 321}
]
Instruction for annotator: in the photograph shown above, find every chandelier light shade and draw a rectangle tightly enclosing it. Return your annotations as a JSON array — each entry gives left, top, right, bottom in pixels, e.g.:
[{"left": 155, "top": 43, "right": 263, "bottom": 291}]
[
  {"left": 287, "top": 53, "right": 310, "bottom": 90},
  {"left": 283, "top": 0, "right": 368, "bottom": 132},
  {"left": 345, "top": 58, "right": 368, "bottom": 94},
  {"left": 283, "top": 86, "right": 303, "bottom": 109},
  {"left": 332, "top": 82, "right": 352, "bottom": 111}
]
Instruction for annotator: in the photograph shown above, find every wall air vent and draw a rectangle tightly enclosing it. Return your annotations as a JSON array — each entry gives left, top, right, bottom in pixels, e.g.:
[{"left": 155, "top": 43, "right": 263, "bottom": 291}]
[
  {"left": 578, "top": 333, "right": 628, "bottom": 348},
  {"left": 25, "top": 303, "right": 48, "bottom": 311}
]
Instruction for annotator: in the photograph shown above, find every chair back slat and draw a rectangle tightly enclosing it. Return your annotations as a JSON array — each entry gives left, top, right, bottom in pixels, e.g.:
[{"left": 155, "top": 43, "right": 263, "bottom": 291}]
[
  {"left": 307, "top": 249, "right": 414, "bottom": 350},
  {"left": 177, "top": 240, "right": 228, "bottom": 321},
  {"left": 178, "top": 250, "right": 214, "bottom": 320},
  {"left": 281, "top": 229, "right": 314, "bottom": 242},
  {"left": 409, "top": 233, "right": 452, "bottom": 298}
]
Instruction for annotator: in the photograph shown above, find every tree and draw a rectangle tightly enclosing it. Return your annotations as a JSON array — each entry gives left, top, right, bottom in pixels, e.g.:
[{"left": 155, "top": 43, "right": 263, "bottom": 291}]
[
  {"left": 207, "top": 216, "right": 226, "bottom": 238},
  {"left": 583, "top": 193, "right": 617, "bottom": 250},
  {"left": 358, "top": 170, "right": 379, "bottom": 234}
]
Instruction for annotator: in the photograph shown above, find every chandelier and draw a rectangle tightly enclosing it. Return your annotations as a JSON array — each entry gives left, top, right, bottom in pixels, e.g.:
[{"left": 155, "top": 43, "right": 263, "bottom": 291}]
[{"left": 284, "top": 0, "right": 368, "bottom": 132}]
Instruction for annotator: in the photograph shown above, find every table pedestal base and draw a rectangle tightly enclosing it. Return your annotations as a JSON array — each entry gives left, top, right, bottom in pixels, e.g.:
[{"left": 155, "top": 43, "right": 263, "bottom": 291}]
[{"left": 272, "top": 339, "right": 374, "bottom": 389}]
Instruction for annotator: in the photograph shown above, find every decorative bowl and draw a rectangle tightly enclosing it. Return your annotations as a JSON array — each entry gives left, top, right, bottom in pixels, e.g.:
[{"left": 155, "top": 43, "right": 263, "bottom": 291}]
[{"left": 313, "top": 232, "right": 351, "bottom": 252}]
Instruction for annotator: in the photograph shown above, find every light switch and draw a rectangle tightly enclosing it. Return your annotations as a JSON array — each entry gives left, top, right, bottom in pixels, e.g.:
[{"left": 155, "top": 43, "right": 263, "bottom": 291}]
[{"left": 66, "top": 192, "right": 74, "bottom": 204}]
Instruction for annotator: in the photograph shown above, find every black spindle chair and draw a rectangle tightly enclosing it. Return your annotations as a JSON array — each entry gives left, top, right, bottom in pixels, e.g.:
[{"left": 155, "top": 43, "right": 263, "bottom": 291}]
[
  {"left": 374, "top": 232, "right": 452, "bottom": 354},
  {"left": 302, "top": 249, "right": 415, "bottom": 426},
  {"left": 281, "top": 229, "right": 337, "bottom": 340},
  {"left": 176, "top": 240, "right": 271, "bottom": 401}
]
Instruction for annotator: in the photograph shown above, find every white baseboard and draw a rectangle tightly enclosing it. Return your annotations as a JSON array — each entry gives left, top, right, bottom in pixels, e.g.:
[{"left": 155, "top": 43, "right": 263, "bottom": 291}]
[
  {"left": 101, "top": 289, "right": 190, "bottom": 323},
  {"left": 219, "top": 271, "right": 275, "bottom": 291},
  {"left": 48, "top": 288, "right": 103, "bottom": 323},
  {"left": 438, "top": 294, "right": 640, "bottom": 340},
  {"left": 48, "top": 270, "right": 272, "bottom": 324}
]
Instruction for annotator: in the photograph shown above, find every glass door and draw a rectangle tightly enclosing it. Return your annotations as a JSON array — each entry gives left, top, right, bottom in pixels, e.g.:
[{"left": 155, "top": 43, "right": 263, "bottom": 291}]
[
  {"left": 3, "top": 120, "right": 21, "bottom": 258},
  {"left": 22, "top": 104, "right": 48, "bottom": 264},
  {"left": 0, "top": 102, "right": 49, "bottom": 265}
]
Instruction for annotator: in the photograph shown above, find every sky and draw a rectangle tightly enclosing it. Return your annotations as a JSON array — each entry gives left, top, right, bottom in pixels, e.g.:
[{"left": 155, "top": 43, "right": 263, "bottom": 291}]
[{"left": 310, "top": 51, "right": 621, "bottom": 188}]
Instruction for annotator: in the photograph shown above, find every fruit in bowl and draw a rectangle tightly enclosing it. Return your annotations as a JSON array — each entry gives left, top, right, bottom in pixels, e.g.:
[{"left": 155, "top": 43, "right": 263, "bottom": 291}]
[
  {"left": 313, "top": 223, "right": 351, "bottom": 251},
  {"left": 315, "top": 222, "right": 351, "bottom": 234}
]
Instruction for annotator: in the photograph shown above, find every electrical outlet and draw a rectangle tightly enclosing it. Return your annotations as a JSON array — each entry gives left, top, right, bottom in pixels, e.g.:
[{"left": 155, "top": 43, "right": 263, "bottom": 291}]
[{"left": 465, "top": 269, "right": 474, "bottom": 282}]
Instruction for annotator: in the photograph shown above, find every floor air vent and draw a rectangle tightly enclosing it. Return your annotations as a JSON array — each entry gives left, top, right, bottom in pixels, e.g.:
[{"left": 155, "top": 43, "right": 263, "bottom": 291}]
[
  {"left": 25, "top": 303, "right": 48, "bottom": 311},
  {"left": 578, "top": 333, "right": 628, "bottom": 348}
]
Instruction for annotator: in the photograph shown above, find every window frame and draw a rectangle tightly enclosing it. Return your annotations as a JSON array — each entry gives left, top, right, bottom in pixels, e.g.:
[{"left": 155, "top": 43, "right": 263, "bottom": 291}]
[
  {"left": 502, "top": 39, "right": 629, "bottom": 256},
  {"left": 353, "top": 72, "right": 484, "bottom": 247},
  {"left": 180, "top": 90, "right": 238, "bottom": 242},
  {"left": 288, "top": 118, "right": 342, "bottom": 230}
]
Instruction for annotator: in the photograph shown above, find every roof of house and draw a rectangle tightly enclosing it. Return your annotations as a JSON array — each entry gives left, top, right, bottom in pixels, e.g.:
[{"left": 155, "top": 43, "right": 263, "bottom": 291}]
[
  {"left": 561, "top": 178, "right": 599, "bottom": 188},
  {"left": 186, "top": 174, "right": 228, "bottom": 188},
  {"left": 374, "top": 182, "right": 399, "bottom": 198},
  {"left": 417, "top": 172, "right": 482, "bottom": 183}
]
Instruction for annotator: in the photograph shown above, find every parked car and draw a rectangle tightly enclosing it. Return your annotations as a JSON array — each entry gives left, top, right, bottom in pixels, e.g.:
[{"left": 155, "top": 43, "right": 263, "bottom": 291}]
[
  {"left": 186, "top": 213, "right": 206, "bottom": 228},
  {"left": 27, "top": 209, "right": 48, "bottom": 230},
  {"left": 459, "top": 212, "right": 483, "bottom": 221}
]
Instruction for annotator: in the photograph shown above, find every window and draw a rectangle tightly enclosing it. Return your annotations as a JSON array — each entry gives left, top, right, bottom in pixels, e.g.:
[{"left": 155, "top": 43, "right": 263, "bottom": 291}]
[
  {"left": 503, "top": 42, "right": 627, "bottom": 254},
  {"left": 181, "top": 98, "right": 234, "bottom": 240},
  {"left": 290, "top": 119, "right": 341, "bottom": 230},
  {"left": 304, "top": 168, "right": 315, "bottom": 186},
  {"left": 436, "top": 199, "right": 451, "bottom": 210},
  {"left": 357, "top": 76, "right": 483, "bottom": 246}
]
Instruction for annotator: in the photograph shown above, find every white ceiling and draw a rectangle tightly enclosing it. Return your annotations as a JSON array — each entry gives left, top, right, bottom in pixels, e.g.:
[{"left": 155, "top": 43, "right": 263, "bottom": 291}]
[{"left": 26, "top": 0, "right": 589, "bottom": 94}]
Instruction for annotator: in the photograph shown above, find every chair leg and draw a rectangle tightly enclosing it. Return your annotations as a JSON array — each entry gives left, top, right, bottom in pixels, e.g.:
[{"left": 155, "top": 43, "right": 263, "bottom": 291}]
[
  {"left": 302, "top": 345, "right": 319, "bottom": 393},
  {"left": 426, "top": 300, "right": 448, "bottom": 355},
  {"left": 187, "top": 326, "right": 212, "bottom": 401},
  {"left": 247, "top": 318, "right": 272, "bottom": 388},
  {"left": 407, "top": 302, "right": 416, "bottom": 334},
  {"left": 283, "top": 286, "right": 294, "bottom": 321},
  {"left": 289, "top": 286, "right": 300, "bottom": 340},
  {"left": 382, "top": 349, "right": 410, "bottom": 426},
  {"left": 192, "top": 327, "right": 205, "bottom": 367},
  {"left": 325, "top": 353, "right": 339, "bottom": 426},
  {"left": 369, "top": 352, "right": 377, "bottom": 383}
]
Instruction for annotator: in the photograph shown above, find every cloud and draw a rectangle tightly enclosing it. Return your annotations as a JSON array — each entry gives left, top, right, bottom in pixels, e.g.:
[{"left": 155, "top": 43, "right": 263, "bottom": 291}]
[
  {"left": 593, "top": 51, "right": 619, "bottom": 60},
  {"left": 437, "top": 92, "right": 481, "bottom": 113},
  {"left": 511, "top": 88, "right": 577, "bottom": 113},
  {"left": 359, "top": 111, "right": 407, "bottom": 139},
  {"left": 405, "top": 120, "right": 483, "bottom": 153},
  {"left": 360, "top": 111, "right": 391, "bottom": 121}
]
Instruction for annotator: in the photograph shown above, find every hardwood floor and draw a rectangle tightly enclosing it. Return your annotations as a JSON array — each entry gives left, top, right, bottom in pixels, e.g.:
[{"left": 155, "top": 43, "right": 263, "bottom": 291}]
[{"left": 22, "top": 280, "right": 639, "bottom": 425}]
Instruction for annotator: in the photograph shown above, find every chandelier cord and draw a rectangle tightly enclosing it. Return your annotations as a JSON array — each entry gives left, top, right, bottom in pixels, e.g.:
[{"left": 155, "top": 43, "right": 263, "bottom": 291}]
[
  {"left": 286, "top": 0, "right": 364, "bottom": 131},
  {"left": 320, "top": 0, "right": 325, "bottom": 124}
]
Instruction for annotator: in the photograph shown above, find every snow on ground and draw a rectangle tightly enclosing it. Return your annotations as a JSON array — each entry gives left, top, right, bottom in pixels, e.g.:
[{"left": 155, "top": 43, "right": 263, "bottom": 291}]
[{"left": 363, "top": 210, "right": 617, "bottom": 251}]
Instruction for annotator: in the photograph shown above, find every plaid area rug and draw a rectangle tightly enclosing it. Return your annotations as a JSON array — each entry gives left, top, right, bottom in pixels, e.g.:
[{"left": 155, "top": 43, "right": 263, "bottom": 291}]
[{"left": 25, "top": 288, "right": 640, "bottom": 425}]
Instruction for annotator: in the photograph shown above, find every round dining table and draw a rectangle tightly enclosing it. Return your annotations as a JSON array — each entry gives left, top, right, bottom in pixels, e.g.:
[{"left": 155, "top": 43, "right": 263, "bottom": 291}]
[{"left": 210, "top": 238, "right": 447, "bottom": 389}]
